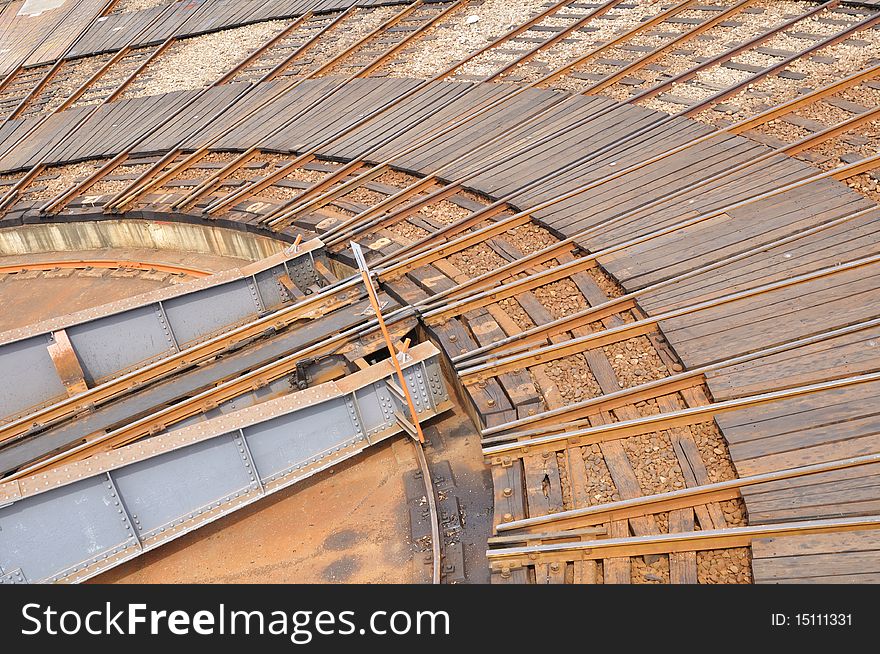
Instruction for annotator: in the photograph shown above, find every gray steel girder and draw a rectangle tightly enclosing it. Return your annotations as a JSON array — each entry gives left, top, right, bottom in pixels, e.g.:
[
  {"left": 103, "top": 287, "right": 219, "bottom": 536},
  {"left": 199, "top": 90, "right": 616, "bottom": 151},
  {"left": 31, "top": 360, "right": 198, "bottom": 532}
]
[
  {"left": 0, "top": 294, "right": 411, "bottom": 477},
  {"left": 0, "top": 240, "right": 328, "bottom": 422},
  {"left": 0, "top": 342, "right": 451, "bottom": 583}
]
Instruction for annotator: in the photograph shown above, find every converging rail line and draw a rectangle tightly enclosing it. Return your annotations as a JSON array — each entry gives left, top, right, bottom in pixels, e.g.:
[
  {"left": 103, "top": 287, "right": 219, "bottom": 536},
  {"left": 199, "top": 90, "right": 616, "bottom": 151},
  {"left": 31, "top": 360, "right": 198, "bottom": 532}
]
[{"left": 1, "top": 0, "right": 879, "bottom": 584}]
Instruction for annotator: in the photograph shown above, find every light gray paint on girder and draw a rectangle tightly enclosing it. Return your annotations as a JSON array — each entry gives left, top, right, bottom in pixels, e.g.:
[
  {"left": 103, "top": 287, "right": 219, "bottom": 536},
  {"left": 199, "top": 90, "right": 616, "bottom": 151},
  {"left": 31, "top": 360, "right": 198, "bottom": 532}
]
[
  {"left": 0, "top": 346, "right": 450, "bottom": 584},
  {"left": 0, "top": 245, "right": 325, "bottom": 421}
]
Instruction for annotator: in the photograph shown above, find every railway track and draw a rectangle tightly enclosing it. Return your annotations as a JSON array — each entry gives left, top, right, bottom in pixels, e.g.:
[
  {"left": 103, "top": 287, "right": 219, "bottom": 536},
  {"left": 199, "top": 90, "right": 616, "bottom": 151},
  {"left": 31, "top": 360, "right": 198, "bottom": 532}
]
[
  {"left": 0, "top": 259, "right": 209, "bottom": 278},
  {"left": 0, "top": 0, "right": 879, "bottom": 584}
]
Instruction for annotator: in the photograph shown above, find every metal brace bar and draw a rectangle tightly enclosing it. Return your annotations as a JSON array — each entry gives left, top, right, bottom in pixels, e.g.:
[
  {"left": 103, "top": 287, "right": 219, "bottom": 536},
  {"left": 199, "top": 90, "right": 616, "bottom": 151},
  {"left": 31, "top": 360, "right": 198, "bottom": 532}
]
[{"left": 0, "top": 343, "right": 450, "bottom": 584}]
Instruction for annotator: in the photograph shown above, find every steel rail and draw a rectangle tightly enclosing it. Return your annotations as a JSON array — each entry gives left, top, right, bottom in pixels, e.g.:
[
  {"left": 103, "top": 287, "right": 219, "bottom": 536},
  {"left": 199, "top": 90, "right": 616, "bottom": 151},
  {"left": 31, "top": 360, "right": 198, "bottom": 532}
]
[
  {"left": 497, "top": 452, "right": 880, "bottom": 533},
  {"left": 161, "top": 8, "right": 373, "bottom": 213},
  {"left": 829, "top": 152, "right": 880, "bottom": 179},
  {"left": 254, "top": 94, "right": 554, "bottom": 227},
  {"left": 480, "top": 0, "right": 630, "bottom": 82},
  {"left": 482, "top": 369, "right": 880, "bottom": 462},
  {"left": 437, "top": 0, "right": 611, "bottom": 81},
  {"left": 486, "top": 515, "right": 880, "bottom": 568},
  {"left": 372, "top": 42, "right": 880, "bottom": 273},
  {"left": 5, "top": 0, "right": 872, "bottom": 243},
  {"left": 0, "top": 277, "right": 366, "bottom": 447},
  {"left": 0, "top": 0, "right": 796, "bottom": 219},
  {"left": 487, "top": 526, "right": 608, "bottom": 545},
  {"left": 0, "top": 342, "right": 451, "bottom": 585},
  {"left": 623, "top": 0, "right": 840, "bottom": 104},
  {"left": 103, "top": 36, "right": 176, "bottom": 104},
  {"left": 260, "top": 1, "right": 699, "bottom": 230},
  {"left": 405, "top": 158, "right": 867, "bottom": 322},
  {"left": 4, "top": 59, "right": 64, "bottom": 122},
  {"left": 54, "top": 47, "right": 134, "bottom": 112},
  {"left": 405, "top": 146, "right": 880, "bottom": 317},
  {"left": 0, "top": 2, "right": 176, "bottom": 165},
  {"left": 250, "top": 2, "right": 708, "bottom": 229},
  {"left": 0, "top": 67, "right": 19, "bottom": 94},
  {"left": 251, "top": 89, "right": 580, "bottom": 228},
  {"left": 294, "top": 173, "right": 455, "bottom": 247},
  {"left": 365, "top": 55, "right": 880, "bottom": 274},
  {"left": 112, "top": 27, "right": 367, "bottom": 208},
  {"left": 177, "top": 0, "right": 572, "bottom": 162},
  {"left": 9, "top": 306, "right": 418, "bottom": 477},
  {"left": 480, "top": 314, "right": 880, "bottom": 440},
  {"left": 257, "top": 161, "right": 394, "bottom": 223},
  {"left": 321, "top": 176, "right": 459, "bottom": 247},
  {"left": 259, "top": 8, "right": 354, "bottom": 84},
  {"left": 413, "top": 437, "right": 442, "bottom": 584},
  {"left": 0, "top": 165, "right": 49, "bottom": 212},
  {"left": 114, "top": 1, "right": 435, "bottom": 213},
  {"left": 344, "top": 0, "right": 466, "bottom": 80},
  {"left": 726, "top": 62, "right": 880, "bottom": 133},
  {"left": 446, "top": 123, "right": 880, "bottom": 340},
  {"left": 25, "top": 43, "right": 872, "bottom": 243},
  {"left": 249, "top": 130, "right": 493, "bottom": 228},
  {"left": 582, "top": 0, "right": 760, "bottom": 95},
  {"left": 533, "top": 0, "right": 702, "bottom": 87},
  {"left": 316, "top": 81, "right": 666, "bottom": 247},
  {"left": 324, "top": 58, "right": 880, "bottom": 249},
  {"left": 0, "top": 64, "right": 29, "bottom": 96},
  {"left": 1, "top": 5, "right": 880, "bottom": 454},
  {"left": 241, "top": 62, "right": 580, "bottom": 228},
  {"left": 0, "top": 1, "right": 193, "bottom": 210},
  {"left": 63, "top": 7, "right": 356, "bottom": 216},
  {"left": 781, "top": 104, "right": 880, "bottom": 155},
  {"left": 0, "top": 259, "right": 211, "bottom": 277},
  {"left": 168, "top": 0, "right": 457, "bottom": 210},
  {"left": 213, "top": 12, "right": 316, "bottom": 86},
  {"left": 0, "top": 0, "right": 118, "bottom": 115},
  {"left": 261, "top": 63, "right": 661, "bottom": 232},
  {"left": 18, "top": 31, "right": 178, "bottom": 213},
  {"left": 39, "top": 150, "right": 130, "bottom": 214},
  {"left": 460, "top": 251, "right": 880, "bottom": 385},
  {"left": 310, "top": 0, "right": 431, "bottom": 78},
  {"left": 678, "top": 10, "right": 880, "bottom": 118},
  {"left": 449, "top": 191, "right": 880, "bottom": 366},
  {"left": 45, "top": 3, "right": 450, "bottom": 220},
  {"left": 590, "top": 0, "right": 876, "bottom": 108},
  {"left": 3, "top": 2, "right": 876, "bottom": 524},
  {"left": 366, "top": 129, "right": 765, "bottom": 277},
  {"left": 31, "top": 0, "right": 820, "bottom": 233},
  {"left": 99, "top": 6, "right": 375, "bottom": 211},
  {"left": 198, "top": 153, "right": 322, "bottom": 215}
]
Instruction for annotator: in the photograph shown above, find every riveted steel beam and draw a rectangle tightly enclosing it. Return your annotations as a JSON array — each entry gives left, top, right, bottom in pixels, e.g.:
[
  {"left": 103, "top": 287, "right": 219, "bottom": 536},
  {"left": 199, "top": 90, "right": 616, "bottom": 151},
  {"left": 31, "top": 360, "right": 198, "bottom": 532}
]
[
  {"left": 0, "top": 239, "right": 327, "bottom": 431},
  {"left": 0, "top": 342, "right": 451, "bottom": 584}
]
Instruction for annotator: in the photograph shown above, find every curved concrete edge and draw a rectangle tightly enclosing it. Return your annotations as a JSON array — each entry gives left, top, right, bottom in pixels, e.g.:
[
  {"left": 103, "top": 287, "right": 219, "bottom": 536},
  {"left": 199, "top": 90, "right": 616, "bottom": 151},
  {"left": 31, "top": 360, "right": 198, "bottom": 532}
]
[{"left": 0, "top": 215, "right": 289, "bottom": 260}]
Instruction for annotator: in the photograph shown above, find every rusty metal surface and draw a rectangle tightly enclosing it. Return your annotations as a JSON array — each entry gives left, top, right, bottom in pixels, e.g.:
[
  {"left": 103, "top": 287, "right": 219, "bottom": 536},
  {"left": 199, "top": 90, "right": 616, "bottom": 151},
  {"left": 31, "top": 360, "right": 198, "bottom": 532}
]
[
  {"left": 0, "top": 239, "right": 326, "bottom": 429},
  {"left": 0, "top": 238, "right": 321, "bottom": 347},
  {"left": 0, "top": 342, "right": 451, "bottom": 583}
]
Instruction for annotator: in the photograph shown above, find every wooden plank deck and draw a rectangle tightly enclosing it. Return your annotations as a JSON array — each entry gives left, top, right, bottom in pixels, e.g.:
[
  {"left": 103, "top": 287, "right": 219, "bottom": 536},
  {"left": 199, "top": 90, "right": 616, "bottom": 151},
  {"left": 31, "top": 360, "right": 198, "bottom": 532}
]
[
  {"left": 19, "top": 0, "right": 406, "bottom": 68},
  {"left": 0, "top": 0, "right": 107, "bottom": 76},
  {"left": 0, "top": 36, "right": 878, "bottom": 582},
  {"left": 752, "top": 530, "right": 880, "bottom": 583}
]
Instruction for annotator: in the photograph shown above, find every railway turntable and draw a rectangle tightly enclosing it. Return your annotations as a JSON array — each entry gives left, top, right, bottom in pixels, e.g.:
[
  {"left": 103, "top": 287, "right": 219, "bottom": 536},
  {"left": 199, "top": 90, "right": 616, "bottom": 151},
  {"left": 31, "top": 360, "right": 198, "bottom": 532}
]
[{"left": 1, "top": 0, "right": 879, "bottom": 586}]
